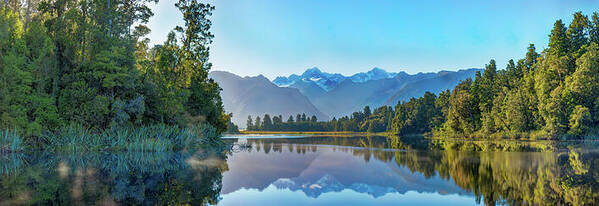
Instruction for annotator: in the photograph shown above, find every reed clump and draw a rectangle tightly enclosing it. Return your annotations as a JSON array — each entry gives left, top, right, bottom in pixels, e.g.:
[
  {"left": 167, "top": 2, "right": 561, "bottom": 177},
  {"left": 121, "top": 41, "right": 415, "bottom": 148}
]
[
  {"left": 0, "top": 129, "right": 24, "bottom": 153},
  {"left": 1, "top": 124, "right": 223, "bottom": 153}
]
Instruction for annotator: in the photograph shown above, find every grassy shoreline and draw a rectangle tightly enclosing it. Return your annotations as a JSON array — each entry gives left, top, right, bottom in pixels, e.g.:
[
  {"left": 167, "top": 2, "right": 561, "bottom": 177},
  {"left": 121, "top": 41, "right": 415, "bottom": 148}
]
[{"left": 1, "top": 124, "right": 227, "bottom": 153}]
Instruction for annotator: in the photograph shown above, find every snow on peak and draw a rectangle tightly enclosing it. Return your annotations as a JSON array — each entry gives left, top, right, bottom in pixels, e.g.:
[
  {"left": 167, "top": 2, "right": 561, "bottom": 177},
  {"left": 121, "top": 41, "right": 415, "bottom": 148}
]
[{"left": 272, "top": 67, "right": 399, "bottom": 91}]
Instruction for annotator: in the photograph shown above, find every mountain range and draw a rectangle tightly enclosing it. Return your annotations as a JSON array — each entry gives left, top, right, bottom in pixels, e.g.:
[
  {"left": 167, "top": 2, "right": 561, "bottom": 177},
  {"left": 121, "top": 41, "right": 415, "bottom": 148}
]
[
  {"left": 273, "top": 67, "right": 481, "bottom": 118},
  {"left": 211, "top": 67, "right": 480, "bottom": 126},
  {"left": 209, "top": 71, "right": 329, "bottom": 127},
  {"left": 272, "top": 67, "right": 398, "bottom": 92}
]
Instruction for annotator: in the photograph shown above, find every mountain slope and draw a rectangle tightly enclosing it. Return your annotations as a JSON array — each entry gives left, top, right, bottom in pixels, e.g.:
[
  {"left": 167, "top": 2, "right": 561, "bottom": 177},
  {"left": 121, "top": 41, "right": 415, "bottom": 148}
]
[
  {"left": 210, "top": 71, "right": 329, "bottom": 127},
  {"left": 288, "top": 80, "right": 327, "bottom": 100},
  {"left": 311, "top": 78, "right": 403, "bottom": 118},
  {"left": 310, "top": 69, "right": 480, "bottom": 118},
  {"left": 384, "top": 69, "right": 479, "bottom": 105}
]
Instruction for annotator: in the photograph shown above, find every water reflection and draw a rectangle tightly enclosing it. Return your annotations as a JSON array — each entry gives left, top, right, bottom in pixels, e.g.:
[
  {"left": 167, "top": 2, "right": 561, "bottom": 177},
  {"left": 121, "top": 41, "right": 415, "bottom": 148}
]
[
  {"left": 1, "top": 136, "right": 599, "bottom": 205},
  {"left": 222, "top": 137, "right": 599, "bottom": 206},
  {"left": 0, "top": 150, "right": 228, "bottom": 205}
]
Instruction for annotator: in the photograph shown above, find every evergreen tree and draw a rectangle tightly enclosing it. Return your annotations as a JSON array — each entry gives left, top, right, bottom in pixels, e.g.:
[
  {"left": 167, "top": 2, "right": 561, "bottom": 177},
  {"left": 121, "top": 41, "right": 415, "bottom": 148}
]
[
  {"left": 246, "top": 115, "right": 253, "bottom": 130},
  {"left": 548, "top": 20, "right": 569, "bottom": 56},
  {"left": 363, "top": 106, "right": 371, "bottom": 117},
  {"left": 566, "top": 12, "right": 589, "bottom": 54},
  {"left": 524, "top": 44, "right": 539, "bottom": 73},
  {"left": 590, "top": 12, "right": 599, "bottom": 44},
  {"left": 262, "top": 114, "right": 272, "bottom": 130},
  {"left": 254, "top": 116, "right": 261, "bottom": 130}
]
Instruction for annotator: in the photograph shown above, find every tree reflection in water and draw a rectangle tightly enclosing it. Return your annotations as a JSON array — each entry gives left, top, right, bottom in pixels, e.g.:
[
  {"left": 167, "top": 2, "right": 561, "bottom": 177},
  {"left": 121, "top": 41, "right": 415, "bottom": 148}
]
[
  {"left": 0, "top": 150, "right": 229, "bottom": 205},
  {"left": 242, "top": 136, "right": 599, "bottom": 206},
  {"left": 1, "top": 136, "right": 598, "bottom": 205}
]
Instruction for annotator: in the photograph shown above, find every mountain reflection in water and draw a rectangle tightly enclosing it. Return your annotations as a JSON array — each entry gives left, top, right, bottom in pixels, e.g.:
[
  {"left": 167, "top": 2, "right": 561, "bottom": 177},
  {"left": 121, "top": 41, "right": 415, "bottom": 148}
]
[{"left": 1, "top": 135, "right": 599, "bottom": 205}]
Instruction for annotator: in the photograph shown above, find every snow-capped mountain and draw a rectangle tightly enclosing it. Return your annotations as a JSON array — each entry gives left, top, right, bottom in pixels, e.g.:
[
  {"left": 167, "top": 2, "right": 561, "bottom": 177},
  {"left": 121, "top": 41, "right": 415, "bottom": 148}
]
[
  {"left": 273, "top": 67, "right": 396, "bottom": 91},
  {"left": 220, "top": 67, "right": 480, "bottom": 120},
  {"left": 349, "top": 67, "right": 398, "bottom": 83}
]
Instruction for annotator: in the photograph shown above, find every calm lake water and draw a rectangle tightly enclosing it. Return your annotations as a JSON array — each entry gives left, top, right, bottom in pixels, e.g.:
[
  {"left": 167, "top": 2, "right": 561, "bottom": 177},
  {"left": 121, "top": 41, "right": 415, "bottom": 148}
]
[{"left": 1, "top": 134, "right": 598, "bottom": 205}]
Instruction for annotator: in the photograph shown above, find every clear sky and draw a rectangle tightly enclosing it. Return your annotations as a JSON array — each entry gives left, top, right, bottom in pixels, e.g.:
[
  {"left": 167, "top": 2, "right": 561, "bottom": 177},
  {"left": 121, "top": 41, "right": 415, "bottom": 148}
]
[{"left": 147, "top": 0, "right": 598, "bottom": 79}]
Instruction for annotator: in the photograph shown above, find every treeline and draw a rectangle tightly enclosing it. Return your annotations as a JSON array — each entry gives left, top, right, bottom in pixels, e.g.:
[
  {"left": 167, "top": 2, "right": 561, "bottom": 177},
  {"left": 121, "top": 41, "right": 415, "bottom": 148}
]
[
  {"left": 255, "top": 11, "right": 599, "bottom": 139},
  {"left": 0, "top": 0, "right": 229, "bottom": 139},
  {"left": 246, "top": 105, "right": 394, "bottom": 133},
  {"left": 433, "top": 11, "right": 599, "bottom": 139},
  {"left": 389, "top": 11, "right": 599, "bottom": 139}
]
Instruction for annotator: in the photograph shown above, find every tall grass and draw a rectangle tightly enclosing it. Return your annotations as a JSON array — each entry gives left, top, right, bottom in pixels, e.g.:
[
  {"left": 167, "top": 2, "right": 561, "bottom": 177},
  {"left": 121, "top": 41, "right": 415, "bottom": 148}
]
[
  {"left": 0, "top": 129, "right": 24, "bottom": 153},
  {"left": 33, "top": 123, "right": 224, "bottom": 152},
  {"left": 0, "top": 153, "right": 26, "bottom": 176}
]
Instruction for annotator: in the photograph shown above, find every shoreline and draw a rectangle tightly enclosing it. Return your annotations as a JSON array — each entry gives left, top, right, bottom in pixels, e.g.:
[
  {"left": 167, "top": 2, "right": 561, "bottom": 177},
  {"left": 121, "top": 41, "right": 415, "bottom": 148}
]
[{"left": 236, "top": 131, "right": 599, "bottom": 141}]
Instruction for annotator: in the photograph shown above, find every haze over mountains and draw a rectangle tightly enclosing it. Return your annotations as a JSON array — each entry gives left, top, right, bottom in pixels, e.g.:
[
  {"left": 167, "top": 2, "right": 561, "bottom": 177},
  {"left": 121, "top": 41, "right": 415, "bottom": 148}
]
[
  {"left": 209, "top": 71, "right": 329, "bottom": 126},
  {"left": 211, "top": 67, "right": 480, "bottom": 126}
]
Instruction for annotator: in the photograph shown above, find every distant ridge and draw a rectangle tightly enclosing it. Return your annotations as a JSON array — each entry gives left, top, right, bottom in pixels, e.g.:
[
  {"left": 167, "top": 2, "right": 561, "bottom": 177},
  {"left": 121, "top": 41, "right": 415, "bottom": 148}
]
[
  {"left": 209, "top": 71, "right": 329, "bottom": 127},
  {"left": 273, "top": 67, "right": 481, "bottom": 118}
]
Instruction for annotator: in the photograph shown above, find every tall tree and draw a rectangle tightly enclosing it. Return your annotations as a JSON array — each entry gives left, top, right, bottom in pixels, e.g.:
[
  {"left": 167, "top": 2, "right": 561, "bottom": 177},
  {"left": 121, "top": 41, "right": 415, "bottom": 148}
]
[
  {"left": 246, "top": 115, "right": 253, "bottom": 130},
  {"left": 590, "top": 12, "right": 599, "bottom": 44},
  {"left": 524, "top": 44, "right": 539, "bottom": 73},
  {"left": 262, "top": 114, "right": 272, "bottom": 130},
  {"left": 566, "top": 12, "right": 589, "bottom": 54},
  {"left": 549, "top": 20, "right": 569, "bottom": 56}
]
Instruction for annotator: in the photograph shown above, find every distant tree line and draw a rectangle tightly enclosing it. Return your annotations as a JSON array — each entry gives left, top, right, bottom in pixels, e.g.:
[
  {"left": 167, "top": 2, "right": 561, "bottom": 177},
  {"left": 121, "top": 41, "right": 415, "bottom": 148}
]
[
  {"left": 246, "top": 105, "right": 394, "bottom": 133},
  {"left": 250, "top": 11, "right": 599, "bottom": 139}
]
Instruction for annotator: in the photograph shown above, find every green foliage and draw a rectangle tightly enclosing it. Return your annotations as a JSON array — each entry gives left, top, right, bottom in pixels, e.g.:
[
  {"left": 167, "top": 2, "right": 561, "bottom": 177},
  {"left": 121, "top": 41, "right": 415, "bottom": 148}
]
[
  {"left": 432, "top": 12, "right": 599, "bottom": 139},
  {"left": 0, "top": 1, "right": 230, "bottom": 144},
  {"left": 0, "top": 150, "right": 229, "bottom": 205},
  {"left": 39, "top": 123, "right": 222, "bottom": 152},
  {"left": 549, "top": 19, "right": 569, "bottom": 56},
  {"left": 391, "top": 92, "right": 442, "bottom": 135},
  {"left": 567, "top": 12, "right": 590, "bottom": 53},
  {"left": 245, "top": 106, "right": 394, "bottom": 133},
  {"left": 591, "top": 12, "right": 599, "bottom": 44},
  {"left": 568, "top": 106, "right": 591, "bottom": 138},
  {"left": 226, "top": 115, "right": 240, "bottom": 134},
  {"left": 441, "top": 79, "right": 479, "bottom": 137}
]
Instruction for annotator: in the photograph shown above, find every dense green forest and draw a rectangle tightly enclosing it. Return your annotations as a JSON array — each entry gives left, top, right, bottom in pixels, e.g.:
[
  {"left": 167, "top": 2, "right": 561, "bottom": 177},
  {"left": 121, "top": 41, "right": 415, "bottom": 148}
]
[
  {"left": 254, "top": 11, "right": 599, "bottom": 140},
  {"left": 0, "top": 0, "right": 230, "bottom": 150}
]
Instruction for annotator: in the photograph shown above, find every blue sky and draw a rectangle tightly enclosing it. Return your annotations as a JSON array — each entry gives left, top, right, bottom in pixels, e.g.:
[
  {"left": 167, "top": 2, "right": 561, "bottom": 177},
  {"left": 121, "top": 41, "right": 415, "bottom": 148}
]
[{"left": 147, "top": 0, "right": 598, "bottom": 79}]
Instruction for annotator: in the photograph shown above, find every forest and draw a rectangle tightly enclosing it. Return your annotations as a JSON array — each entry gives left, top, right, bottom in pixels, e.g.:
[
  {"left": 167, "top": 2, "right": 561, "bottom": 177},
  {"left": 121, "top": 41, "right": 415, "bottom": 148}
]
[
  {"left": 253, "top": 11, "right": 599, "bottom": 140},
  {"left": 0, "top": 0, "right": 230, "bottom": 151}
]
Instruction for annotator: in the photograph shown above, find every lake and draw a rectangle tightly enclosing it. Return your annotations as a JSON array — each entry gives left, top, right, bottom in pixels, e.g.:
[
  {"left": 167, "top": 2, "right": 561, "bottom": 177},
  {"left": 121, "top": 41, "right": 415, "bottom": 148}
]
[{"left": 1, "top": 134, "right": 598, "bottom": 205}]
